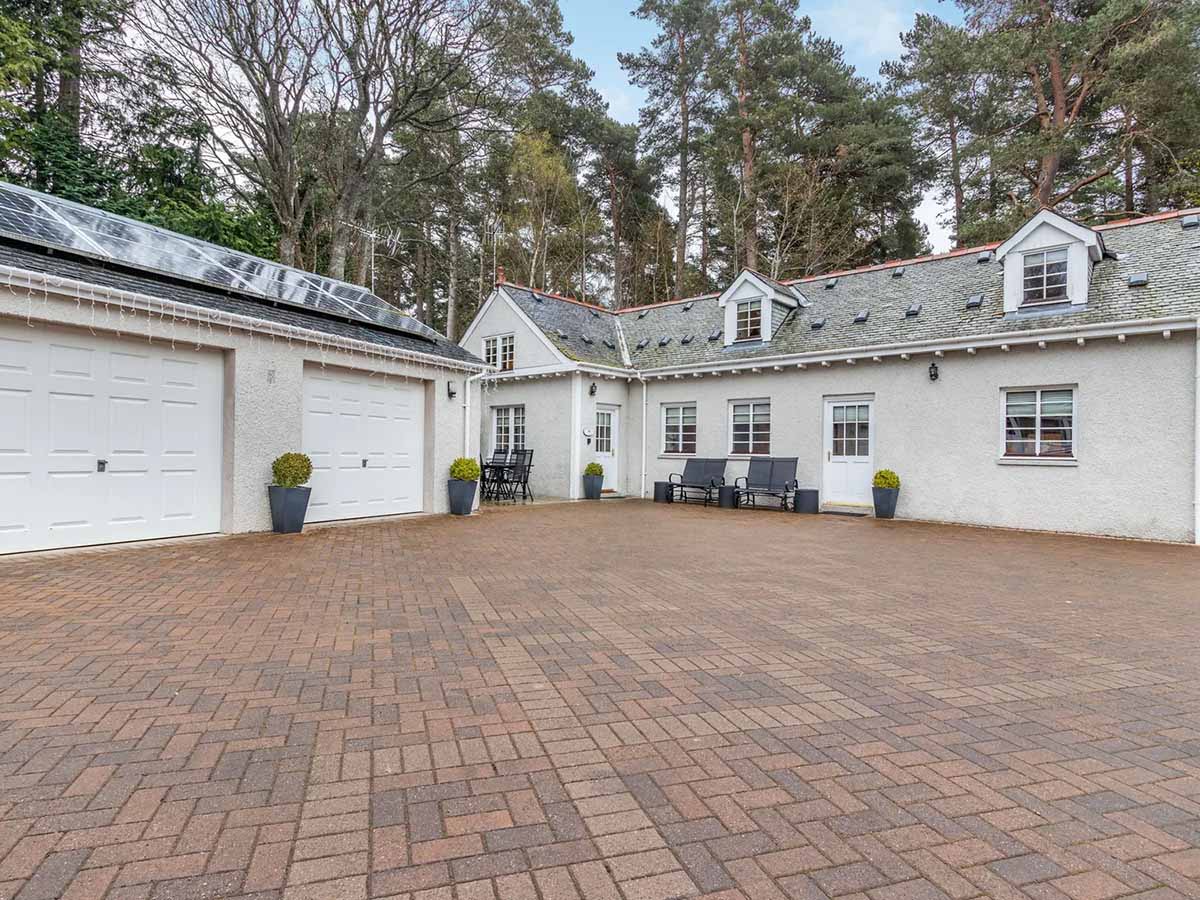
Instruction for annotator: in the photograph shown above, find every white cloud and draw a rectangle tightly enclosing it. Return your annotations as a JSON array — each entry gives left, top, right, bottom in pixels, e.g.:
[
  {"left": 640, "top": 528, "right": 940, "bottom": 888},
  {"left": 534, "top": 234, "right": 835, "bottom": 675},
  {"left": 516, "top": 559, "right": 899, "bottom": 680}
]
[
  {"left": 806, "top": 0, "right": 908, "bottom": 75},
  {"left": 917, "top": 191, "right": 953, "bottom": 253}
]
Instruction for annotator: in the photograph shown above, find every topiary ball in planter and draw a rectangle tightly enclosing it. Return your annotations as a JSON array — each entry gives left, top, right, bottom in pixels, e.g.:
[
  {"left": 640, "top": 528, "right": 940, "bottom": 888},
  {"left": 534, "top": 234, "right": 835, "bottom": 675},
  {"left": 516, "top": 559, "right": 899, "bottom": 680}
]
[
  {"left": 582, "top": 462, "right": 604, "bottom": 500},
  {"left": 268, "top": 452, "right": 313, "bottom": 533},
  {"left": 448, "top": 457, "right": 480, "bottom": 515},
  {"left": 871, "top": 469, "right": 900, "bottom": 519}
]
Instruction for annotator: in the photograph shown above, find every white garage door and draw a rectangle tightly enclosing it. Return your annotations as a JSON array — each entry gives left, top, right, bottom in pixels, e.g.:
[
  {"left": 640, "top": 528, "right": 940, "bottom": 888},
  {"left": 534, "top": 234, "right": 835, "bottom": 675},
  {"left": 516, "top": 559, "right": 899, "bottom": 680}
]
[
  {"left": 0, "top": 321, "right": 223, "bottom": 554},
  {"left": 302, "top": 366, "right": 424, "bottom": 523}
]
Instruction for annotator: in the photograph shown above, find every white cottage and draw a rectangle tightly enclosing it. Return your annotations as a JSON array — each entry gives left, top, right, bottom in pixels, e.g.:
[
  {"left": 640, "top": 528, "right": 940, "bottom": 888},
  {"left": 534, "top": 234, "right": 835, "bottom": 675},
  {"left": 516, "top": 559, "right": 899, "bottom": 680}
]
[{"left": 460, "top": 208, "right": 1200, "bottom": 543}]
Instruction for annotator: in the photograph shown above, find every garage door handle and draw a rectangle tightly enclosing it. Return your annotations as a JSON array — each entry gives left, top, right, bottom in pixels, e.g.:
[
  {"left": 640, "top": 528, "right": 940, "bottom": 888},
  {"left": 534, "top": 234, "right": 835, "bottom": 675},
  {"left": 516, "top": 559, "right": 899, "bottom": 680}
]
[
  {"left": 97, "top": 459, "right": 108, "bottom": 473},
  {"left": 362, "top": 458, "right": 368, "bottom": 468}
]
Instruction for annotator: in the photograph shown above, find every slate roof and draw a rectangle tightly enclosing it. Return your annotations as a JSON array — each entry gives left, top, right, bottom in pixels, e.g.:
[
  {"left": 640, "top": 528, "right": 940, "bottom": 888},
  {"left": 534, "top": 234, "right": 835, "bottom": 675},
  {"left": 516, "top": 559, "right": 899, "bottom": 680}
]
[
  {"left": 497, "top": 210, "right": 1200, "bottom": 372},
  {"left": 0, "top": 239, "right": 482, "bottom": 366},
  {"left": 501, "top": 284, "right": 626, "bottom": 367}
]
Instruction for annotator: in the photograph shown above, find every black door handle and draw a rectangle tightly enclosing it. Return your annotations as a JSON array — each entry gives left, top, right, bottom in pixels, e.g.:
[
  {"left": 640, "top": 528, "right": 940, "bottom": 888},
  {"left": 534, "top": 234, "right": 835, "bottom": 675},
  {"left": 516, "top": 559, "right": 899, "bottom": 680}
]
[{"left": 97, "top": 459, "right": 108, "bottom": 472}]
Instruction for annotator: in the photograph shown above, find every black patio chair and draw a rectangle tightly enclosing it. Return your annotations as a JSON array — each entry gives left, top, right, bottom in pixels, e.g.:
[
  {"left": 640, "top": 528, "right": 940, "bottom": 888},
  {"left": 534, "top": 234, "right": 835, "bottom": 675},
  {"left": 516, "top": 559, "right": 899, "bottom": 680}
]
[
  {"left": 668, "top": 458, "right": 727, "bottom": 506},
  {"left": 510, "top": 449, "right": 534, "bottom": 501},
  {"left": 482, "top": 449, "right": 510, "bottom": 500},
  {"left": 734, "top": 457, "right": 799, "bottom": 511}
]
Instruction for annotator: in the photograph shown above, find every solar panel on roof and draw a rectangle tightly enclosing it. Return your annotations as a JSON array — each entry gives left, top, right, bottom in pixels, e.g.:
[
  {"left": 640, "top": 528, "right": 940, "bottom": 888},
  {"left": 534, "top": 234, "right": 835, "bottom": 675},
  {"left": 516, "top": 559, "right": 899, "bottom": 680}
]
[
  {"left": 965, "top": 293, "right": 984, "bottom": 309},
  {"left": 0, "top": 180, "right": 440, "bottom": 342}
]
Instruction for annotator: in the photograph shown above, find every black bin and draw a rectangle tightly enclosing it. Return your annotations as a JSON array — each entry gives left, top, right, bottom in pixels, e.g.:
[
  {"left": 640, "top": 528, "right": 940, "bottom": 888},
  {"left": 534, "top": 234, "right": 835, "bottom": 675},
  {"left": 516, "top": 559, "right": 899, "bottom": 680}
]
[
  {"left": 653, "top": 480, "right": 673, "bottom": 503},
  {"left": 793, "top": 489, "right": 819, "bottom": 514}
]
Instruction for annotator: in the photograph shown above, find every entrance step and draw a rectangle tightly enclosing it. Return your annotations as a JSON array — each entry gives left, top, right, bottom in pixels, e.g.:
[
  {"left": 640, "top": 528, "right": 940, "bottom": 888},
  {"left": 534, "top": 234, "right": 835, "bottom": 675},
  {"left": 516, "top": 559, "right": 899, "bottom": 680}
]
[{"left": 821, "top": 504, "right": 871, "bottom": 518}]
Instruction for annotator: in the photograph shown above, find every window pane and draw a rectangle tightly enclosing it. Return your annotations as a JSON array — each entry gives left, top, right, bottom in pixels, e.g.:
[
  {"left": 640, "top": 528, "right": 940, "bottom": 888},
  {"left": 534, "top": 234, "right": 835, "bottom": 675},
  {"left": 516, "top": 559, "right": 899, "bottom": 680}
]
[
  {"left": 1041, "top": 390, "right": 1073, "bottom": 415},
  {"left": 833, "top": 406, "right": 845, "bottom": 423},
  {"left": 833, "top": 438, "right": 845, "bottom": 456}
]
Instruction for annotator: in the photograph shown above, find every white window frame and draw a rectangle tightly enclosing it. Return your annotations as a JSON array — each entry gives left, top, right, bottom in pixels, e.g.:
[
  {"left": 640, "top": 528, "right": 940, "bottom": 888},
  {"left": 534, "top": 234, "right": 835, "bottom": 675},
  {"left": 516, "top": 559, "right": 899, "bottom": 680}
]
[
  {"left": 1021, "top": 246, "right": 1069, "bottom": 307},
  {"left": 729, "top": 398, "right": 771, "bottom": 456},
  {"left": 998, "top": 385, "right": 1078, "bottom": 466},
  {"left": 734, "top": 300, "right": 762, "bottom": 341},
  {"left": 492, "top": 404, "right": 526, "bottom": 453},
  {"left": 595, "top": 408, "right": 613, "bottom": 454},
  {"left": 483, "top": 334, "right": 515, "bottom": 371},
  {"left": 661, "top": 403, "right": 697, "bottom": 456}
]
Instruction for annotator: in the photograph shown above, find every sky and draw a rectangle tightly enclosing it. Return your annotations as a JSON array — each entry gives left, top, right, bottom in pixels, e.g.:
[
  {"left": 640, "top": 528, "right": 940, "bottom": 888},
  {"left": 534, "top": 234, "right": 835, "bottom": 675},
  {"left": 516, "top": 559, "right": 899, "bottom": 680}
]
[{"left": 558, "top": 0, "right": 956, "bottom": 252}]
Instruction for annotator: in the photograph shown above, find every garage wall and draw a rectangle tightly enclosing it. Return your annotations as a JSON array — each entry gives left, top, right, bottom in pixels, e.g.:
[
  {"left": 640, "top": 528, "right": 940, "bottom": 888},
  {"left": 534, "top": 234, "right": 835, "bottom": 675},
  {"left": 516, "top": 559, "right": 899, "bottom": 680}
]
[
  {"left": 637, "top": 334, "right": 1197, "bottom": 542},
  {"left": 0, "top": 286, "right": 479, "bottom": 535}
]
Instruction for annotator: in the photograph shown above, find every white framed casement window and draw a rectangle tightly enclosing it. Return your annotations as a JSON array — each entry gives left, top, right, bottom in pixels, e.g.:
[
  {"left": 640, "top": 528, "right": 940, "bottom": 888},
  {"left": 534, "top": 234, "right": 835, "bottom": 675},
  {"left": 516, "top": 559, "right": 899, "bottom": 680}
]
[
  {"left": 492, "top": 404, "right": 526, "bottom": 452},
  {"left": 483, "top": 334, "right": 515, "bottom": 371},
  {"left": 662, "top": 403, "right": 697, "bottom": 455},
  {"left": 729, "top": 399, "right": 770, "bottom": 455},
  {"left": 1022, "top": 248, "right": 1069, "bottom": 306},
  {"left": 1001, "top": 387, "right": 1075, "bottom": 462},
  {"left": 734, "top": 300, "right": 762, "bottom": 341}
]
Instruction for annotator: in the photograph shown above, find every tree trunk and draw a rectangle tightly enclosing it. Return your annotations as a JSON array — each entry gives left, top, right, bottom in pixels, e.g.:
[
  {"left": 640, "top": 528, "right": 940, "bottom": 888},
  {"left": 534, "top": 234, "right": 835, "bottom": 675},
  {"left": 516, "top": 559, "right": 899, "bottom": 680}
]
[
  {"left": 606, "top": 163, "right": 624, "bottom": 307},
  {"left": 326, "top": 211, "right": 352, "bottom": 281},
  {"left": 948, "top": 114, "right": 964, "bottom": 244},
  {"left": 446, "top": 218, "right": 460, "bottom": 341},
  {"left": 353, "top": 214, "right": 372, "bottom": 288},
  {"left": 699, "top": 170, "right": 709, "bottom": 282},
  {"left": 675, "top": 31, "right": 689, "bottom": 300},
  {"left": 278, "top": 229, "right": 299, "bottom": 269},
  {"left": 57, "top": 0, "right": 83, "bottom": 137},
  {"left": 736, "top": 7, "right": 756, "bottom": 271},
  {"left": 1122, "top": 111, "right": 1135, "bottom": 214}
]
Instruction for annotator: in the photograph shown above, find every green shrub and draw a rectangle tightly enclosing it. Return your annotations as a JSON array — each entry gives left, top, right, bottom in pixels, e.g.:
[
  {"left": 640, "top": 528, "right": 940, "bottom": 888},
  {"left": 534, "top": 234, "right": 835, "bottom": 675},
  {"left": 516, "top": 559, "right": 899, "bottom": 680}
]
[
  {"left": 584, "top": 462, "right": 604, "bottom": 477},
  {"left": 873, "top": 469, "right": 901, "bottom": 490},
  {"left": 449, "top": 457, "right": 481, "bottom": 481},
  {"left": 272, "top": 452, "right": 313, "bottom": 488}
]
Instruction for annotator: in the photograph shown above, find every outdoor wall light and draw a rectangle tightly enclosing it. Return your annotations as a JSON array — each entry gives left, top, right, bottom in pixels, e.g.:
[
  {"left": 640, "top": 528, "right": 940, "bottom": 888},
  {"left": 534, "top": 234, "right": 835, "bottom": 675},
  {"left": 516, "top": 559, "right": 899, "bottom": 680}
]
[
  {"left": 928, "top": 361, "right": 939, "bottom": 382},
  {"left": 447, "top": 380, "right": 457, "bottom": 399},
  {"left": 589, "top": 382, "right": 597, "bottom": 396}
]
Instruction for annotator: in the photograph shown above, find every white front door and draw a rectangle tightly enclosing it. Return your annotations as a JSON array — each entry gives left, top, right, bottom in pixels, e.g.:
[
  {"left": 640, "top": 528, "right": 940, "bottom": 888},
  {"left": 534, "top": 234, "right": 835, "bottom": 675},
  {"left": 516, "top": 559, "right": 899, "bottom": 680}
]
[
  {"left": 594, "top": 405, "right": 619, "bottom": 492},
  {"left": 302, "top": 367, "right": 424, "bottom": 522},
  {"left": 0, "top": 321, "right": 223, "bottom": 553},
  {"left": 822, "top": 397, "right": 874, "bottom": 506}
]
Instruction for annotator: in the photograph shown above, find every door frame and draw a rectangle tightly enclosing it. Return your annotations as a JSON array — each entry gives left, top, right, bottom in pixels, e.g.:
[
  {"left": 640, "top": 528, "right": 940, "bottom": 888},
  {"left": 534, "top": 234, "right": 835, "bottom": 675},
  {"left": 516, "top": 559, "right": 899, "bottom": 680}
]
[
  {"left": 594, "top": 403, "right": 620, "bottom": 493},
  {"left": 820, "top": 393, "right": 875, "bottom": 507}
]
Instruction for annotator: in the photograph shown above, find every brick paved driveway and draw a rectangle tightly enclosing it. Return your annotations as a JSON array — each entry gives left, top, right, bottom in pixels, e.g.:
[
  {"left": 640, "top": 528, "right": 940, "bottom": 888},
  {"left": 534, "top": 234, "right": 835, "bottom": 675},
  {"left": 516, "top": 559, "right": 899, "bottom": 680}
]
[{"left": 1, "top": 502, "right": 1199, "bottom": 900}]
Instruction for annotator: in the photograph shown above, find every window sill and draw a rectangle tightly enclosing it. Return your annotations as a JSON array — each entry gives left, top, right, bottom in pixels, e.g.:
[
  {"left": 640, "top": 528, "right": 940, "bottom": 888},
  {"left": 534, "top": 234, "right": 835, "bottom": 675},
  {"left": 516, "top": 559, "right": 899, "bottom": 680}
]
[
  {"left": 658, "top": 453, "right": 696, "bottom": 459},
  {"left": 996, "top": 456, "right": 1078, "bottom": 467},
  {"left": 728, "top": 453, "right": 771, "bottom": 459}
]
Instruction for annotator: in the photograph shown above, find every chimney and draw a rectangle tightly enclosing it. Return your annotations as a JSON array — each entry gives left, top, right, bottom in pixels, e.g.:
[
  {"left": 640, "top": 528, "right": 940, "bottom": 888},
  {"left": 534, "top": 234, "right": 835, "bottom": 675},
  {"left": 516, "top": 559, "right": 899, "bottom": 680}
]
[{"left": 496, "top": 266, "right": 506, "bottom": 284}]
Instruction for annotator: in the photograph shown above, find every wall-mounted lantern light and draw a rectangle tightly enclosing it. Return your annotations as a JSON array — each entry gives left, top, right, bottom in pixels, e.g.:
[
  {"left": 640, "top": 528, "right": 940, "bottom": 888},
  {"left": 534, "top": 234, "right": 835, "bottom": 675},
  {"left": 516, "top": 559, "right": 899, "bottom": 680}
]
[
  {"left": 447, "top": 380, "right": 458, "bottom": 399},
  {"left": 589, "top": 382, "right": 597, "bottom": 396},
  {"left": 928, "top": 362, "right": 939, "bottom": 382}
]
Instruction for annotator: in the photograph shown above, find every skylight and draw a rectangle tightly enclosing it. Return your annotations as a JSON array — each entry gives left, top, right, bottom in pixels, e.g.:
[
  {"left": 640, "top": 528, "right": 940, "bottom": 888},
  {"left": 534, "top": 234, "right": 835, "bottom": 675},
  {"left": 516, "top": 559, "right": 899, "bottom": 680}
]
[
  {"left": 977, "top": 250, "right": 993, "bottom": 263},
  {"left": 1182, "top": 214, "right": 1199, "bottom": 229},
  {"left": 658, "top": 336, "right": 671, "bottom": 347},
  {"left": 602, "top": 338, "right": 615, "bottom": 349},
  {"left": 682, "top": 301, "right": 694, "bottom": 311},
  {"left": 636, "top": 337, "right": 650, "bottom": 350},
  {"left": 854, "top": 309, "right": 869, "bottom": 324},
  {"left": 811, "top": 317, "right": 826, "bottom": 330},
  {"left": 708, "top": 328, "right": 721, "bottom": 341},
  {"left": 637, "top": 309, "right": 649, "bottom": 318},
  {"left": 581, "top": 334, "right": 594, "bottom": 344},
  {"left": 905, "top": 301, "right": 921, "bottom": 318},
  {"left": 555, "top": 328, "right": 568, "bottom": 339},
  {"left": 1127, "top": 272, "right": 1149, "bottom": 287},
  {"left": 824, "top": 277, "right": 837, "bottom": 289},
  {"left": 681, "top": 334, "right": 694, "bottom": 344},
  {"left": 891, "top": 266, "right": 904, "bottom": 278},
  {"left": 965, "top": 294, "right": 983, "bottom": 309}
]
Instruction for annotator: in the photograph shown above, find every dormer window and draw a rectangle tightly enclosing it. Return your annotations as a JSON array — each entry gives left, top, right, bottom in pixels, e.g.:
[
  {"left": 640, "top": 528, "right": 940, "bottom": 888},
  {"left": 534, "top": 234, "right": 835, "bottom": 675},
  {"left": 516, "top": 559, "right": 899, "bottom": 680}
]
[
  {"left": 1022, "top": 248, "right": 1068, "bottom": 306},
  {"left": 735, "top": 300, "right": 762, "bottom": 341},
  {"left": 484, "top": 334, "right": 515, "bottom": 371}
]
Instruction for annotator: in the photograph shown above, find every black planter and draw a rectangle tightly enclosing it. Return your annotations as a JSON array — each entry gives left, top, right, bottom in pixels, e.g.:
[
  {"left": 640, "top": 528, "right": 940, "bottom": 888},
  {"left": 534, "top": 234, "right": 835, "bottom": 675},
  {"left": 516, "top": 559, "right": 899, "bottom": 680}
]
[
  {"left": 872, "top": 486, "right": 899, "bottom": 519},
  {"left": 793, "top": 489, "right": 819, "bottom": 514},
  {"left": 268, "top": 485, "right": 311, "bottom": 533},
  {"left": 582, "top": 474, "right": 603, "bottom": 500},
  {"left": 448, "top": 479, "right": 477, "bottom": 515}
]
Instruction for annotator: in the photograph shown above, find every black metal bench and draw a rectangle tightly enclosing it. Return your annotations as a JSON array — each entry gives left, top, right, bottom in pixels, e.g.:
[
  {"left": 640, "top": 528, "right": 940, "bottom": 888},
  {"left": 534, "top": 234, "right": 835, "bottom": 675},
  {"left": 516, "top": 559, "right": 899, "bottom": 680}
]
[
  {"left": 734, "top": 457, "right": 798, "bottom": 511},
  {"left": 669, "top": 458, "right": 727, "bottom": 506}
]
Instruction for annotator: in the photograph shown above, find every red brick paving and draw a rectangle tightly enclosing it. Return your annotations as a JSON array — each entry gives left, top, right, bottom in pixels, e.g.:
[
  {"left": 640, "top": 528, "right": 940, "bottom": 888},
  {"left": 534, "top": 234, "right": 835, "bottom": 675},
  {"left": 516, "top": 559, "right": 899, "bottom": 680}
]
[{"left": 0, "top": 500, "right": 1198, "bottom": 900}]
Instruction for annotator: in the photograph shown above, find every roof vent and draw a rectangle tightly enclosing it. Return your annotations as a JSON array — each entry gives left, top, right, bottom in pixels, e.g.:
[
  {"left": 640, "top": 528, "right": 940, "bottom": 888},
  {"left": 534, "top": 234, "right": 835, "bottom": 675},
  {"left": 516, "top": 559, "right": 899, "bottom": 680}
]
[
  {"left": 602, "top": 338, "right": 615, "bottom": 349},
  {"left": 682, "top": 301, "right": 694, "bottom": 311},
  {"left": 892, "top": 266, "right": 905, "bottom": 278},
  {"left": 1182, "top": 214, "right": 1200, "bottom": 229},
  {"left": 708, "top": 328, "right": 721, "bottom": 341},
  {"left": 637, "top": 309, "right": 650, "bottom": 318},
  {"left": 811, "top": 317, "right": 826, "bottom": 330},
  {"left": 977, "top": 250, "right": 993, "bottom": 263},
  {"left": 658, "top": 335, "right": 671, "bottom": 347},
  {"left": 1127, "top": 272, "right": 1150, "bottom": 287},
  {"left": 965, "top": 294, "right": 984, "bottom": 309},
  {"left": 905, "top": 301, "right": 921, "bottom": 318},
  {"left": 590, "top": 309, "right": 600, "bottom": 318},
  {"left": 853, "top": 309, "right": 869, "bottom": 324},
  {"left": 533, "top": 294, "right": 544, "bottom": 303},
  {"left": 555, "top": 328, "right": 568, "bottom": 339},
  {"left": 636, "top": 337, "right": 650, "bottom": 350},
  {"left": 825, "top": 277, "right": 837, "bottom": 289},
  {"left": 681, "top": 334, "right": 694, "bottom": 345},
  {"left": 581, "top": 334, "right": 594, "bottom": 344}
]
